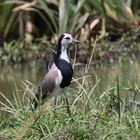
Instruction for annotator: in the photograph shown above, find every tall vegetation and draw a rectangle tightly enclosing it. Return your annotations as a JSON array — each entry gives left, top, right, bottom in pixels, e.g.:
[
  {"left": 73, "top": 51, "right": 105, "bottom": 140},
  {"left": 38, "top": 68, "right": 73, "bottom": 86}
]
[{"left": 0, "top": 0, "right": 139, "bottom": 42}]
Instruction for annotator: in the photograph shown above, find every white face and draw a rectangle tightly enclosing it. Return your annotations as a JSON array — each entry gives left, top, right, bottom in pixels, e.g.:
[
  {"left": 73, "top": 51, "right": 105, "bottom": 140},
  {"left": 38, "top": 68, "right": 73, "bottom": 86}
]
[
  {"left": 61, "top": 33, "right": 80, "bottom": 47},
  {"left": 61, "top": 33, "right": 74, "bottom": 46}
]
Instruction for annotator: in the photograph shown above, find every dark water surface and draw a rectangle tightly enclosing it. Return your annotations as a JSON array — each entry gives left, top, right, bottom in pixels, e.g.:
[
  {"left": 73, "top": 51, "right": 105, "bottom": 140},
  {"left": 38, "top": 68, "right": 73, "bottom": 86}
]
[{"left": 0, "top": 61, "right": 140, "bottom": 114}]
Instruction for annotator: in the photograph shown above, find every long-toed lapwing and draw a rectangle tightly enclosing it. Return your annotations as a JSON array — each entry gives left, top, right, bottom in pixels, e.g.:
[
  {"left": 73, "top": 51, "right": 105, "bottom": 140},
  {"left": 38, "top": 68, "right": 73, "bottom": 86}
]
[{"left": 32, "top": 33, "right": 80, "bottom": 116}]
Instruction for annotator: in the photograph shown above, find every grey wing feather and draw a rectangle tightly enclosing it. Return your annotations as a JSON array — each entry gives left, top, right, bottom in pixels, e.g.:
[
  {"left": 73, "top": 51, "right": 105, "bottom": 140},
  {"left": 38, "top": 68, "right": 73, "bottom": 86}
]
[
  {"left": 40, "top": 64, "right": 59, "bottom": 97},
  {"left": 32, "top": 64, "right": 60, "bottom": 110}
]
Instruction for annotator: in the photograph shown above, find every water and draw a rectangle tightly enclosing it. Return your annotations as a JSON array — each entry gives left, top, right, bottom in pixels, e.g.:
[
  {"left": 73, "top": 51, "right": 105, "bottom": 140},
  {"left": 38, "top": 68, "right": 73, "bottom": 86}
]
[{"left": 1, "top": 61, "right": 140, "bottom": 112}]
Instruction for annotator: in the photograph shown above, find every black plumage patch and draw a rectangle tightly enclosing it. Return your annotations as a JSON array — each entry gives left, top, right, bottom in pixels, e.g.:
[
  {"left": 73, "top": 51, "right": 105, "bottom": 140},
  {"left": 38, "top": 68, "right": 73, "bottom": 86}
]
[
  {"left": 55, "top": 59, "right": 73, "bottom": 88},
  {"left": 56, "top": 34, "right": 65, "bottom": 58}
]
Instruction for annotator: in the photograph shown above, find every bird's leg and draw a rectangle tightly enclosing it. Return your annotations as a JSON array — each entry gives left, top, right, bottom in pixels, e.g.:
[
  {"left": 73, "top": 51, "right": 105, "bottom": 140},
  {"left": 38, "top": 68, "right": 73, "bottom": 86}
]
[
  {"left": 65, "top": 96, "right": 72, "bottom": 117},
  {"left": 54, "top": 97, "right": 57, "bottom": 107},
  {"left": 53, "top": 97, "right": 58, "bottom": 117},
  {"left": 54, "top": 97, "right": 58, "bottom": 111},
  {"left": 64, "top": 89, "right": 72, "bottom": 117}
]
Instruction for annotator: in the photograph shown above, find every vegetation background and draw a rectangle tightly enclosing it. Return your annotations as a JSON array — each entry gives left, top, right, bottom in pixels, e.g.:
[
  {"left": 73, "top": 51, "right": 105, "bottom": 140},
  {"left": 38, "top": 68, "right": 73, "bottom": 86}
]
[
  {"left": 0, "top": 0, "right": 140, "bottom": 65},
  {"left": 0, "top": 0, "right": 140, "bottom": 139}
]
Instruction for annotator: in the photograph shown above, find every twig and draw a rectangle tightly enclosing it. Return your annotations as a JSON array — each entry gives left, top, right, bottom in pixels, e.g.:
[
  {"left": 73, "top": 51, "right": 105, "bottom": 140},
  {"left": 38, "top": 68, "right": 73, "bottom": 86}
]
[
  {"left": 85, "top": 35, "right": 98, "bottom": 73},
  {"left": 13, "top": 0, "right": 37, "bottom": 12},
  {"left": 72, "top": 44, "right": 78, "bottom": 69}
]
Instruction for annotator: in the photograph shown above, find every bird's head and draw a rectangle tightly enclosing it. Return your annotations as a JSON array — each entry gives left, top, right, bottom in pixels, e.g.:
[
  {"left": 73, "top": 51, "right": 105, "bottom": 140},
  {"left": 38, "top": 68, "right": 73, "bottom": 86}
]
[
  {"left": 56, "top": 33, "right": 80, "bottom": 60},
  {"left": 58, "top": 33, "right": 80, "bottom": 47}
]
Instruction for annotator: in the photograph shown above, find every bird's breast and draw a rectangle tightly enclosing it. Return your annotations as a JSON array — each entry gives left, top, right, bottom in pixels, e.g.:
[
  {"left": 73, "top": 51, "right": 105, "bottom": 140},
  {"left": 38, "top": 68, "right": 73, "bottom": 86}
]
[{"left": 55, "top": 59, "right": 73, "bottom": 88}]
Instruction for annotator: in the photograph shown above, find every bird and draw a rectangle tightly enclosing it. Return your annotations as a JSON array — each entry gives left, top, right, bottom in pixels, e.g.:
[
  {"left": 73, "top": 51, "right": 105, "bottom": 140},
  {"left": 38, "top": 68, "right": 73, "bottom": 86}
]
[{"left": 32, "top": 33, "right": 80, "bottom": 116}]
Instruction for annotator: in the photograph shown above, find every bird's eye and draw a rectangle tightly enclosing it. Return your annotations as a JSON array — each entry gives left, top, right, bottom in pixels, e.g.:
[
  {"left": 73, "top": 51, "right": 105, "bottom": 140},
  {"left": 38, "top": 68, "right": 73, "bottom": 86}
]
[{"left": 65, "top": 37, "right": 70, "bottom": 40}]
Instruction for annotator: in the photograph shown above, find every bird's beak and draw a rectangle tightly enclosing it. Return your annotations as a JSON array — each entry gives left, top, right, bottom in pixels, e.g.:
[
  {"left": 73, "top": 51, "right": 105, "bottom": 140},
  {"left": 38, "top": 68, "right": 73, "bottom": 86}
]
[{"left": 72, "top": 39, "right": 80, "bottom": 44}]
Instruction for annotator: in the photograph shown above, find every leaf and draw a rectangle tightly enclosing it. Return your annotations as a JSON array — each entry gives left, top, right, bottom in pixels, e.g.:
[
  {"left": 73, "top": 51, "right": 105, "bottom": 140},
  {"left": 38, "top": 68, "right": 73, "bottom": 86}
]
[
  {"left": 38, "top": 0, "right": 58, "bottom": 32},
  {"left": 75, "top": 12, "right": 89, "bottom": 32},
  {"left": 59, "top": 0, "right": 70, "bottom": 33}
]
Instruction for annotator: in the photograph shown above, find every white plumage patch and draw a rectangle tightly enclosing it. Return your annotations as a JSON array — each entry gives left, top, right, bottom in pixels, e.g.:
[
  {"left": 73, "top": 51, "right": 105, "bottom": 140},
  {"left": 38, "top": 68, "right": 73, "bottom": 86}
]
[
  {"left": 55, "top": 68, "right": 63, "bottom": 87},
  {"left": 52, "top": 66, "right": 63, "bottom": 97},
  {"left": 60, "top": 46, "right": 70, "bottom": 63}
]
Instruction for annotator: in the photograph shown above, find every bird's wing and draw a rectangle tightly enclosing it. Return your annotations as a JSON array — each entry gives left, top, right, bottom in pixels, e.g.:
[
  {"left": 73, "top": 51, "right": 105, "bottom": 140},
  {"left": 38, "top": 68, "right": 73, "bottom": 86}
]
[
  {"left": 32, "top": 63, "right": 62, "bottom": 109},
  {"left": 40, "top": 63, "right": 62, "bottom": 96}
]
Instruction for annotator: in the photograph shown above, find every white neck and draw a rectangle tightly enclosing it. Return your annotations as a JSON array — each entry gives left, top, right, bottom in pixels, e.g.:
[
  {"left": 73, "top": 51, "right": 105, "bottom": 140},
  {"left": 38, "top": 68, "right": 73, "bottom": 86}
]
[{"left": 60, "top": 46, "right": 70, "bottom": 63}]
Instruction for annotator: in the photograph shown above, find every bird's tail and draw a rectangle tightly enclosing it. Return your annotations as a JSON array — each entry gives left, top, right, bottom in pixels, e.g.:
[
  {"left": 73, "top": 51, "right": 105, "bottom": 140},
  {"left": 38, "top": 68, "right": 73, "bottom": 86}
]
[
  {"left": 31, "top": 93, "right": 40, "bottom": 110},
  {"left": 31, "top": 87, "right": 47, "bottom": 110}
]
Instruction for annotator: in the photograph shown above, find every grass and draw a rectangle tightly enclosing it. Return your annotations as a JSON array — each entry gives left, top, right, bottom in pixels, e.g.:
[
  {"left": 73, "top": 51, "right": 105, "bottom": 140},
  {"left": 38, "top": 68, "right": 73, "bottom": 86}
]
[{"left": 0, "top": 76, "right": 140, "bottom": 140}]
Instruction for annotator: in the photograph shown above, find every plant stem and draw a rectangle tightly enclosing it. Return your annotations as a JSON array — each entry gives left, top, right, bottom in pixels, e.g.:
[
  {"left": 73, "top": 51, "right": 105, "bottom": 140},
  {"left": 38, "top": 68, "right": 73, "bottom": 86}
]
[{"left": 117, "top": 74, "right": 121, "bottom": 124}]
